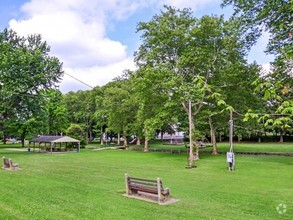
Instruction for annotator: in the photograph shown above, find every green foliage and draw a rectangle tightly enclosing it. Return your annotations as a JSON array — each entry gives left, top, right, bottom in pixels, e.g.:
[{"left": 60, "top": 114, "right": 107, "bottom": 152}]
[
  {"left": 67, "top": 124, "right": 84, "bottom": 137},
  {"left": 102, "top": 73, "right": 136, "bottom": 138},
  {"left": 222, "top": 0, "right": 292, "bottom": 56},
  {"left": 64, "top": 88, "right": 98, "bottom": 142},
  {"left": 67, "top": 123, "right": 87, "bottom": 146},
  {"left": 0, "top": 28, "right": 63, "bottom": 143},
  {"left": 133, "top": 67, "right": 179, "bottom": 140},
  {"left": 251, "top": 73, "right": 292, "bottom": 133},
  {"left": 222, "top": 0, "right": 293, "bottom": 136},
  {"left": 45, "top": 89, "right": 68, "bottom": 134},
  {"left": 134, "top": 5, "right": 257, "bottom": 152}
]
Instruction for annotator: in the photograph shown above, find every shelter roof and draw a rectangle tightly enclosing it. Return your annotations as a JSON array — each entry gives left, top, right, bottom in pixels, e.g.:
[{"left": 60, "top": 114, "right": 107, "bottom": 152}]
[{"left": 30, "top": 136, "right": 80, "bottom": 143}]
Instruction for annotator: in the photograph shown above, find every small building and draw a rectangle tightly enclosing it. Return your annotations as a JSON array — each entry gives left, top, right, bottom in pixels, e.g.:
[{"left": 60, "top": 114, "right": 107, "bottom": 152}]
[
  {"left": 157, "top": 131, "right": 185, "bottom": 144},
  {"left": 29, "top": 136, "right": 80, "bottom": 153}
]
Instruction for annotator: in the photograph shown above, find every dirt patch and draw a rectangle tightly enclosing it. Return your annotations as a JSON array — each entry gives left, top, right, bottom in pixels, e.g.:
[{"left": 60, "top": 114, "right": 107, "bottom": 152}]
[{"left": 123, "top": 193, "right": 179, "bottom": 205}]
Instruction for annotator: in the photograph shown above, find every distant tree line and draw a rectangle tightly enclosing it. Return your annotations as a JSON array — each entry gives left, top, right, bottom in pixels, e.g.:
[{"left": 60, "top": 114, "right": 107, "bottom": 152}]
[{"left": 0, "top": 2, "right": 291, "bottom": 161}]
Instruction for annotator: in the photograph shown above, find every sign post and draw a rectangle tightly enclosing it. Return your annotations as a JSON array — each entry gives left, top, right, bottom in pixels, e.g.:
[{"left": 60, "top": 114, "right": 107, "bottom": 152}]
[{"left": 227, "top": 110, "right": 235, "bottom": 171}]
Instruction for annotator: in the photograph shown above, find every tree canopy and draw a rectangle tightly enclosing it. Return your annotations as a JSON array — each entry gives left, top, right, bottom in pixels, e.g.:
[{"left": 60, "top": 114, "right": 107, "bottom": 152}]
[
  {"left": 1, "top": 3, "right": 291, "bottom": 153},
  {"left": 134, "top": 6, "right": 260, "bottom": 164},
  {"left": 0, "top": 29, "right": 63, "bottom": 144},
  {"left": 222, "top": 0, "right": 293, "bottom": 137}
]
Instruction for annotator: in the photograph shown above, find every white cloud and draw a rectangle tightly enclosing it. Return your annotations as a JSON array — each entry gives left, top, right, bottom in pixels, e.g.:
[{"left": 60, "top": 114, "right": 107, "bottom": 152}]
[
  {"left": 9, "top": 0, "right": 131, "bottom": 66},
  {"left": 162, "top": 0, "right": 217, "bottom": 9},
  {"left": 59, "top": 58, "right": 136, "bottom": 93},
  {"left": 20, "top": 0, "right": 139, "bottom": 21},
  {"left": 8, "top": 0, "right": 223, "bottom": 93},
  {"left": 136, "top": 0, "right": 218, "bottom": 9},
  {"left": 9, "top": 0, "right": 140, "bottom": 93}
]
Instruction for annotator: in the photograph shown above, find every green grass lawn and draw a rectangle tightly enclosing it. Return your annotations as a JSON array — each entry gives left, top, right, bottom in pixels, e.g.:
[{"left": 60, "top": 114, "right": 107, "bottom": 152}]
[{"left": 0, "top": 145, "right": 292, "bottom": 220}]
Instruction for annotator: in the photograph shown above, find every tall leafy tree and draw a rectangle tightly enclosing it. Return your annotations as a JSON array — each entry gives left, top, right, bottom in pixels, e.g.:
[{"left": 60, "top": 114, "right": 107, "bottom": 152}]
[
  {"left": 222, "top": 0, "right": 292, "bottom": 56},
  {"left": 222, "top": 0, "right": 293, "bottom": 139},
  {"left": 93, "top": 87, "right": 108, "bottom": 144},
  {"left": 0, "top": 29, "right": 63, "bottom": 143},
  {"left": 64, "top": 89, "right": 98, "bottom": 143},
  {"left": 67, "top": 123, "right": 87, "bottom": 146},
  {"left": 133, "top": 67, "right": 179, "bottom": 151},
  {"left": 135, "top": 6, "right": 249, "bottom": 166},
  {"left": 45, "top": 89, "right": 68, "bottom": 135},
  {"left": 102, "top": 73, "right": 138, "bottom": 146},
  {"left": 135, "top": 6, "right": 199, "bottom": 157},
  {"left": 6, "top": 94, "right": 48, "bottom": 147},
  {"left": 209, "top": 62, "right": 264, "bottom": 151}
]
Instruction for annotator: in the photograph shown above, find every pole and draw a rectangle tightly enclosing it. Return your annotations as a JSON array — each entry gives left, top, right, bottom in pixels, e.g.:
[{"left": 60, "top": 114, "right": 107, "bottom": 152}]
[
  {"left": 188, "top": 100, "right": 194, "bottom": 168},
  {"left": 227, "top": 110, "right": 235, "bottom": 171},
  {"left": 229, "top": 110, "right": 233, "bottom": 152}
]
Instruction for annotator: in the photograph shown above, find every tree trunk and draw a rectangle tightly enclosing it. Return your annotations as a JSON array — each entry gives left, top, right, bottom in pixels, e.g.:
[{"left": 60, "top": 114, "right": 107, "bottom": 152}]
[
  {"left": 237, "top": 135, "right": 241, "bottom": 143},
  {"left": 3, "top": 132, "right": 7, "bottom": 145},
  {"left": 137, "top": 137, "right": 141, "bottom": 146},
  {"left": 21, "top": 130, "right": 27, "bottom": 148},
  {"left": 144, "top": 137, "right": 149, "bottom": 152},
  {"left": 209, "top": 116, "right": 218, "bottom": 155},
  {"left": 219, "top": 133, "right": 222, "bottom": 142},
  {"left": 258, "top": 137, "right": 261, "bottom": 143},
  {"left": 88, "top": 121, "right": 93, "bottom": 143},
  {"left": 123, "top": 135, "right": 127, "bottom": 146},
  {"left": 194, "top": 140, "right": 200, "bottom": 161},
  {"left": 100, "top": 129, "right": 104, "bottom": 145},
  {"left": 280, "top": 132, "right": 284, "bottom": 143},
  {"left": 123, "top": 127, "right": 127, "bottom": 146},
  {"left": 117, "top": 133, "right": 121, "bottom": 145},
  {"left": 182, "top": 100, "right": 203, "bottom": 166},
  {"left": 182, "top": 100, "right": 197, "bottom": 167},
  {"left": 144, "top": 129, "right": 149, "bottom": 152},
  {"left": 188, "top": 101, "right": 197, "bottom": 165},
  {"left": 21, "top": 139, "right": 25, "bottom": 148},
  {"left": 160, "top": 131, "right": 164, "bottom": 142}
]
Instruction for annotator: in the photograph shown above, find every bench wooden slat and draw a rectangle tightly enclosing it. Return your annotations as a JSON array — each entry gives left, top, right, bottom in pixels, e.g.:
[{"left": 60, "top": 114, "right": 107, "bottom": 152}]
[
  {"left": 129, "top": 180, "right": 158, "bottom": 187},
  {"left": 128, "top": 177, "right": 157, "bottom": 183},
  {"left": 130, "top": 185, "right": 157, "bottom": 193}
]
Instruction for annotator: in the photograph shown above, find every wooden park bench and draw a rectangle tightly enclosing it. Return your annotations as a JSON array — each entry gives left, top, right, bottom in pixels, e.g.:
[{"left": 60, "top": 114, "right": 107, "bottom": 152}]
[
  {"left": 2, "top": 156, "right": 19, "bottom": 170},
  {"left": 124, "top": 173, "right": 170, "bottom": 204}
]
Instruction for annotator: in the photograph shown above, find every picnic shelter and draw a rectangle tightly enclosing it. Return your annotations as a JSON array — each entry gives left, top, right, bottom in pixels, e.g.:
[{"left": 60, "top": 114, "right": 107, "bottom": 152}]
[{"left": 29, "top": 136, "right": 80, "bottom": 153}]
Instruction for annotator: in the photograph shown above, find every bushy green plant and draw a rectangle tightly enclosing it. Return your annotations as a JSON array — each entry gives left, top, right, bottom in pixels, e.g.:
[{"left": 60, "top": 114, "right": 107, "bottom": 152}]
[{"left": 66, "top": 123, "right": 87, "bottom": 147}]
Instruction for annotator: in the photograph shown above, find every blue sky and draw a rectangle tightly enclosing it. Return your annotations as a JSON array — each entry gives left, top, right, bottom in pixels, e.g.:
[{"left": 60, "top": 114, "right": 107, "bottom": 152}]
[{"left": 0, "top": 0, "right": 274, "bottom": 93}]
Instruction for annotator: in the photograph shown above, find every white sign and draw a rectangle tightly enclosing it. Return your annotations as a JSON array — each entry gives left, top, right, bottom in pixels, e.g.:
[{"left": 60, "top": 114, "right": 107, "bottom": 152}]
[{"left": 226, "top": 152, "right": 234, "bottom": 163}]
